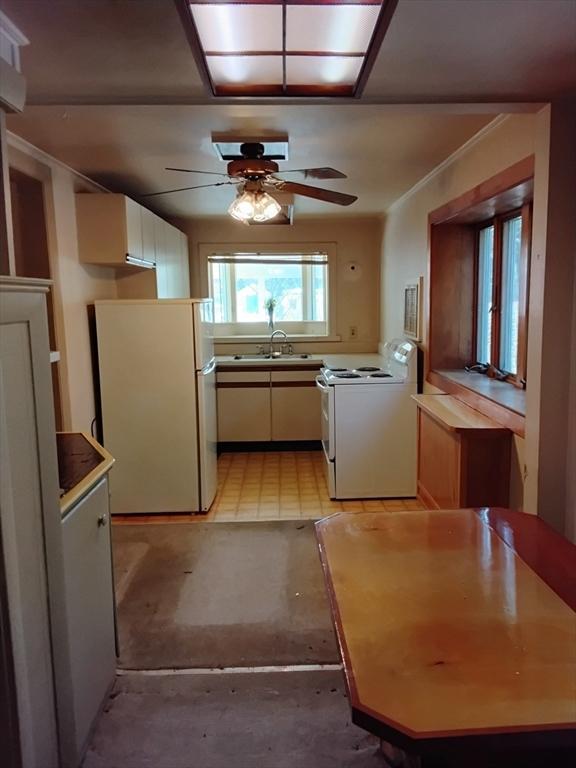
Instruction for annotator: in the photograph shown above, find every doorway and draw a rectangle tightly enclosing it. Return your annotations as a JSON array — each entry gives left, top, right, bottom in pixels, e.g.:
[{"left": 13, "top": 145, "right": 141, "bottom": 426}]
[{"left": 9, "top": 168, "right": 63, "bottom": 430}]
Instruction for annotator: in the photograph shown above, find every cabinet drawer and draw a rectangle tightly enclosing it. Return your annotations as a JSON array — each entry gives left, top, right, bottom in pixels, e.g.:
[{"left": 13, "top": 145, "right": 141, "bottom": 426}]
[
  {"left": 217, "top": 371, "right": 270, "bottom": 386},
  {"left": 271, "top": 370, "right": 317, "bottom": 385}
]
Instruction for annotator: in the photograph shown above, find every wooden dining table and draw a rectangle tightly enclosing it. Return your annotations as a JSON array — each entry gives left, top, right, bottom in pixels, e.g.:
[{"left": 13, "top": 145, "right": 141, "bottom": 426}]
[{"left": 315, "top": 508, "right": 576, "bottom": 767}]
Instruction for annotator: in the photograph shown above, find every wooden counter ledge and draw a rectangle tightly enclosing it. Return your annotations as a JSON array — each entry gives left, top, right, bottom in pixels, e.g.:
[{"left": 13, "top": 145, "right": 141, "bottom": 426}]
[
  {"left": 315, "top": 509, "right": 576, "bottom": 764},
  {"left": 412, "top": 394, "right": 509, "bottom": 433}
]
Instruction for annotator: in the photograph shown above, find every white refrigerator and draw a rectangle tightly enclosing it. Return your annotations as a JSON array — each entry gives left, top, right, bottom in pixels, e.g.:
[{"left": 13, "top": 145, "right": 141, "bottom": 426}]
[{"left": 95, "top": 299, "right": 218, "bottom": 514}]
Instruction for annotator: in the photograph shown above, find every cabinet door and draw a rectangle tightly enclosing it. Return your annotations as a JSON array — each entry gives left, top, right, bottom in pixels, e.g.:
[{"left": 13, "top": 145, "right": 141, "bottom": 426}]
[
  {"left": 166, "top": 225, "right": 181, "bottom": 298},
  {"left": 125, "top": 197, "right": 143, "bottom": 262},
  {"left": 153, "top": 216, "right": 168, "bottom": 298},
  {"left": 271, "top": 371, "right": 321, "bottom": 440},
  {"left": 61, "top": 477, "right": 116, "bottom": 759},
  {"left": 216, "top": 372, "right": 271, "bottom": 441},
  {"left": 179, "top": 231, "right": 191, "bottom": 298},
  {"left": 417, "top": 409, "right": 461, "bottom": 508},
  {"left": 217, "top": 388, "right": 271, "bottom": 441},
  {"left": 77, "top": 193, "right": 141, "bottom": 265},
  {"left": 141, "top": 207, "right": 156, "bottom": 265}
]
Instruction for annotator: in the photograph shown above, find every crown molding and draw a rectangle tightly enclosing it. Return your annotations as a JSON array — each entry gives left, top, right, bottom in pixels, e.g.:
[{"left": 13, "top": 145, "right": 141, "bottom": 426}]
[
  {"left": 386, "top": 114, "right": 511, "bottom": 213},
  {"left": 7, "top": 130, "right": 109, "bottom": 191}
]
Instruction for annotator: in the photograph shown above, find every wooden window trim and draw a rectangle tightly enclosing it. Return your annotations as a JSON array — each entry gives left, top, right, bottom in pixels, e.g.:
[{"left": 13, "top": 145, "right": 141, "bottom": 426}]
[
  {"left": 516, "top": 202, "right": 532, "bottom": 387},
  {"left": 473, "top": 206, "right": 530, "bottom": 388},
  {"left": 427, "top": 158, "right": 534, "bottom": 436}
]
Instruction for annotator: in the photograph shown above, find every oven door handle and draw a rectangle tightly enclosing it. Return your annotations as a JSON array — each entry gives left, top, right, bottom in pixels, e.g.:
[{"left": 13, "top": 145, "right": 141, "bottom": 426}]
[{"left": 315, "top": 376, "right": 330, "bottom": 391}]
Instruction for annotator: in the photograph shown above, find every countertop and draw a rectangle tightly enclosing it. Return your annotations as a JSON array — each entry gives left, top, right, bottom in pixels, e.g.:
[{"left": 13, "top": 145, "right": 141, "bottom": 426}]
[
  {"left": 57, "top": 432, "right": 115, "bottom": 516},
  {"left": 412, "top": 394, "right": 510, "bottom": 432},
  {"left": 215, "top": 353, "right": 387, "bottom": 369}
]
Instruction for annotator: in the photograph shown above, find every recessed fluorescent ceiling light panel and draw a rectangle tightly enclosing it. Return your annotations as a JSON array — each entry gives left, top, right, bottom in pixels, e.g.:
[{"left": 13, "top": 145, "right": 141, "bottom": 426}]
[{"left": 182, "top": 1, "right": 396, "bottom": 98}]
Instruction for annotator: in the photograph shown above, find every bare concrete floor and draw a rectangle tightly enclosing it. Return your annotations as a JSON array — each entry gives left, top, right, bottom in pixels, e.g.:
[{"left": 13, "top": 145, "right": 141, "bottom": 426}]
[
  {"left": 113, "top": 521, "right": 339, "bottom": 669},
  {"left": 83, "top": 670, "right": 386, "bottom": 768}
]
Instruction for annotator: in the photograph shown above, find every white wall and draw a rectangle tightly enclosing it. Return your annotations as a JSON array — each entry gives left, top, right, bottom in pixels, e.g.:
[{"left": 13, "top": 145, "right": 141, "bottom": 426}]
[
  {"left": 379, "top": 107, "right": 576, "bottom": 539},
  {"left": 8, "top": 135, "right": 118, "bottom": 432},
  {"left": 180, "top": 215, "right": 382, "bottom": 354},
  {"left": 380, "top": 114, "right": 537, "bottom": 343},
  {"left": 379, "top": 115, "right": 536, "bottom": 511}
]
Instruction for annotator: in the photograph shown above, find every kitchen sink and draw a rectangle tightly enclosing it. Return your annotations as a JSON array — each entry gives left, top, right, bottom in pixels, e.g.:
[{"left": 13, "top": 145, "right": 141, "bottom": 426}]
[{"left": 232, "top": 354, "right": 312, "bottom": 361}]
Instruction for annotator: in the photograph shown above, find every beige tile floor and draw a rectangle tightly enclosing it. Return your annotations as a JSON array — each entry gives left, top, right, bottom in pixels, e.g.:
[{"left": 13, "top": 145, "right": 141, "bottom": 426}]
[
  {"left": 206, "top": 451, "right": 425, "bottom": 522},
  {"left": 113, "top": 451, "right": 426, "bottom": 525}
]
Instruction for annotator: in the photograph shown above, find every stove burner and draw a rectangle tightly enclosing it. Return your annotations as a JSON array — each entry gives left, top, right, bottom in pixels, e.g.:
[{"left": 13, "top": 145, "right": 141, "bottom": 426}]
[
  {"left": 370, "top": 372, "right": 392, "bottom": 378},
  {"left": 335, "top": 372, "right": 362, "bottom": 379},
  {"left": 327, "top": 367, "right": 348, "bottom": 372},
  {"left": 355, "top": 366, "right": 381, "bottom": 372}
]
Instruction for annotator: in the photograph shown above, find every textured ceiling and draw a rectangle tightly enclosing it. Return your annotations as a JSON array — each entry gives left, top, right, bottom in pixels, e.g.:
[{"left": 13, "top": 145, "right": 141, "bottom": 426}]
[{"left": 7, "top": 105, "right": 497, "bottom": 217}]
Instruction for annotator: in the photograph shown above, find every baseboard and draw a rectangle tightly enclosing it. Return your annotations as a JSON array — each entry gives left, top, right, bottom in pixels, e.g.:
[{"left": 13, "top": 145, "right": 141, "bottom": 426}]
[{"left": 218, "top": 441, "right": 322, "bottom": 454}]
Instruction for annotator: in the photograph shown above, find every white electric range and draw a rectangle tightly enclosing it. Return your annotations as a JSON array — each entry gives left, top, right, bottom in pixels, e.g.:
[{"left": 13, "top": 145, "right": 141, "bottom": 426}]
[{"left": 315, "top": 340, "right": 418, "bottom": 499}]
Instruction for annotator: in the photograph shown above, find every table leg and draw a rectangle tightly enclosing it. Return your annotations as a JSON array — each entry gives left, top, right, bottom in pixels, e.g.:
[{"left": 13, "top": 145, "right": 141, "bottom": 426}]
[{"left": 379, "top": 739, "right": 421, "bottom": 767}]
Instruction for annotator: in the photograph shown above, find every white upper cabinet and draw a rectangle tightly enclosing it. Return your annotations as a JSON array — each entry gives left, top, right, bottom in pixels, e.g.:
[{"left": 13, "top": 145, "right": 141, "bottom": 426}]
[
  {"left": 76, "top": 193, "right": 191, "bottom": 299},
  {"left": 153, "top": 214, "right": 169, "bottom": 298},
  {"left": 179, "top": 230, "right": 191, "bottom": 297},
  {"left": 76, "top": 193, "right": 144, "bottom": 266},
  {"left": 155, "top": 219, "right": 190, "bottom": 299},
  {"left": 141, "top": 206, "right": 156, "bottom": 265}
]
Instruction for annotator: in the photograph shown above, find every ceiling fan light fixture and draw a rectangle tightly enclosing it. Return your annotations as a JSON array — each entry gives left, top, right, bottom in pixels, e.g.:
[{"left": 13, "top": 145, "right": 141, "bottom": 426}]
[
  {"left": 252, "top": 192, "right": 282, "bottom": 222},
  {"left": 228, "top": 187, "right": 281, "bottom": 223},
  {"left": 228, "top": 189, "right": 256, "bottom": 221}
]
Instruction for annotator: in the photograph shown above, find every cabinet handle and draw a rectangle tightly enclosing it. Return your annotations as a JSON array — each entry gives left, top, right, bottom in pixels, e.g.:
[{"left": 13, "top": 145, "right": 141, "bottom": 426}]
[{"left": 97, "top": 514, "right": 108, "bottom": 528}]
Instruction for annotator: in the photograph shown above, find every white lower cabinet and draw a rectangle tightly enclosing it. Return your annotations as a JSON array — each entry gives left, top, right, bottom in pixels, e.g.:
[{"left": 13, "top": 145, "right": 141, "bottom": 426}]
[
  {"left": 217, "top": 371, "right": 271, "bottom": 441},
  {"left": 61, "top": 477, "right": 116, "bottom": 763},
  {"left": 217, "top": 367, "right": 321, "bottom": 442},
  {"left": 271, "top": 371, "right": 322, "bottom": 441}
]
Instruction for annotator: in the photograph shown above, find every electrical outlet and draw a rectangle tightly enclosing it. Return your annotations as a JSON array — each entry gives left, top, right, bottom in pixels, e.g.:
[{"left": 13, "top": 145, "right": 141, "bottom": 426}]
[{"left": 349, "top": 325, "right": 358, "bottom": 339}]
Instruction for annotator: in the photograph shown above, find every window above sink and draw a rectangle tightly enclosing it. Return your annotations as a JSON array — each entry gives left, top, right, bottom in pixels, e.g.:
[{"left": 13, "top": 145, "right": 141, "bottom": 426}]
[{"left": 204, "top": 244, "right": 337, "bottom": 340}]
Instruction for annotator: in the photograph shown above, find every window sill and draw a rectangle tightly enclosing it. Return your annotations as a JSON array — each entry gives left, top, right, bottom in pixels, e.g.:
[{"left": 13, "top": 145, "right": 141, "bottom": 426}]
[
  {"left": 214, "top": 334, "right": 342, "bottom": 344},
  {"left": 428, "top": 369, "right": 526, "bottom": 437}
]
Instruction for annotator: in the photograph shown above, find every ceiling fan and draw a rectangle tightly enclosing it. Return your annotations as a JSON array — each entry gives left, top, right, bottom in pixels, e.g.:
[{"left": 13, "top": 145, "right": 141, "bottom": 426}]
[{"left": 143, "top": 142, "right": 358, "bottom": 222}]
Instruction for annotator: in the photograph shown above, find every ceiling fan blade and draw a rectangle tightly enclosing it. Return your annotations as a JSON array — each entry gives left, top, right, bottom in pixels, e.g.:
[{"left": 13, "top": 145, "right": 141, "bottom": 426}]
[
  {"left": 277, "top": 167, "right": 347, "bottom": 180},
  {"left": 276, "top": 181, "right": 357, "bottom": 206},
  {"left": 142, "top": 181, "right": 238, "bottom": 197},
  {"left": 165, "top": 167, "right": 229, "bottom": 176}
]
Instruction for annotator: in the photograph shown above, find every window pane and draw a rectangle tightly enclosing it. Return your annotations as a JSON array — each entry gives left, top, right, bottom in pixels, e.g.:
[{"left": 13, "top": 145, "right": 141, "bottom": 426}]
[
  {"left": 500, "top": 216, "right": 522, "bottom": 374},
  {"left": 476, "top": 225, "right": 494, "bottom": 365},
  {"left": 210, "top": 261, "right": 231, "bottom": 323},
  {"left": 208, "top": 254, "right": 328, "bottom": 335},
  {"left": 311, "top": 264, "right": 326, "bottom": 321}
]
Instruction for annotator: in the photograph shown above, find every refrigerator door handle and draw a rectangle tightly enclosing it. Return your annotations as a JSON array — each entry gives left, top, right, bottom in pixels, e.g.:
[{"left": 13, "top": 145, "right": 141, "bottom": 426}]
[{"left": 200, "top": 359, "right": 216, "bottom": 376}]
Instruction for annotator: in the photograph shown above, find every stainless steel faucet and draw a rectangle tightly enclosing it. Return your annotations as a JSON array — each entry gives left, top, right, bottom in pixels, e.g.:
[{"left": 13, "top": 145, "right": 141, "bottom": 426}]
[{"left": 269, "top": 329, "right": 288, "bottom": 357}]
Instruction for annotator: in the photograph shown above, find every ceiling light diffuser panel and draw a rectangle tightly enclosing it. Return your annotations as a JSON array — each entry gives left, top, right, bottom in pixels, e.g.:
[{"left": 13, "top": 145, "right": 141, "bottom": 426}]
[{"left": 184, "top": 0, "right": 395, "bottom": 97}]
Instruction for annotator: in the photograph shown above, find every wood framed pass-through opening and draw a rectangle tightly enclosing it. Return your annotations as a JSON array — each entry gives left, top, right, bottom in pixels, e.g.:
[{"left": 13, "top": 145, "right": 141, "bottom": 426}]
[
  {"left": 9, "top": 167, "right": 63, "bottom": 430},
  {"left": 427, "top": 156, "right": 534, "bottom": 436}
]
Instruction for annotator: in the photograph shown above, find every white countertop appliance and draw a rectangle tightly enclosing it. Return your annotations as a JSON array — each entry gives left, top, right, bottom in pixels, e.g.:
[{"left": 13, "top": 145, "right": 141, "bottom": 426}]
[
  {"left": 315, "top": 339, "right": 417, "bottom": 499},
  {"left": 95, "top": 299, "right": 217, "bottom": 514}
]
